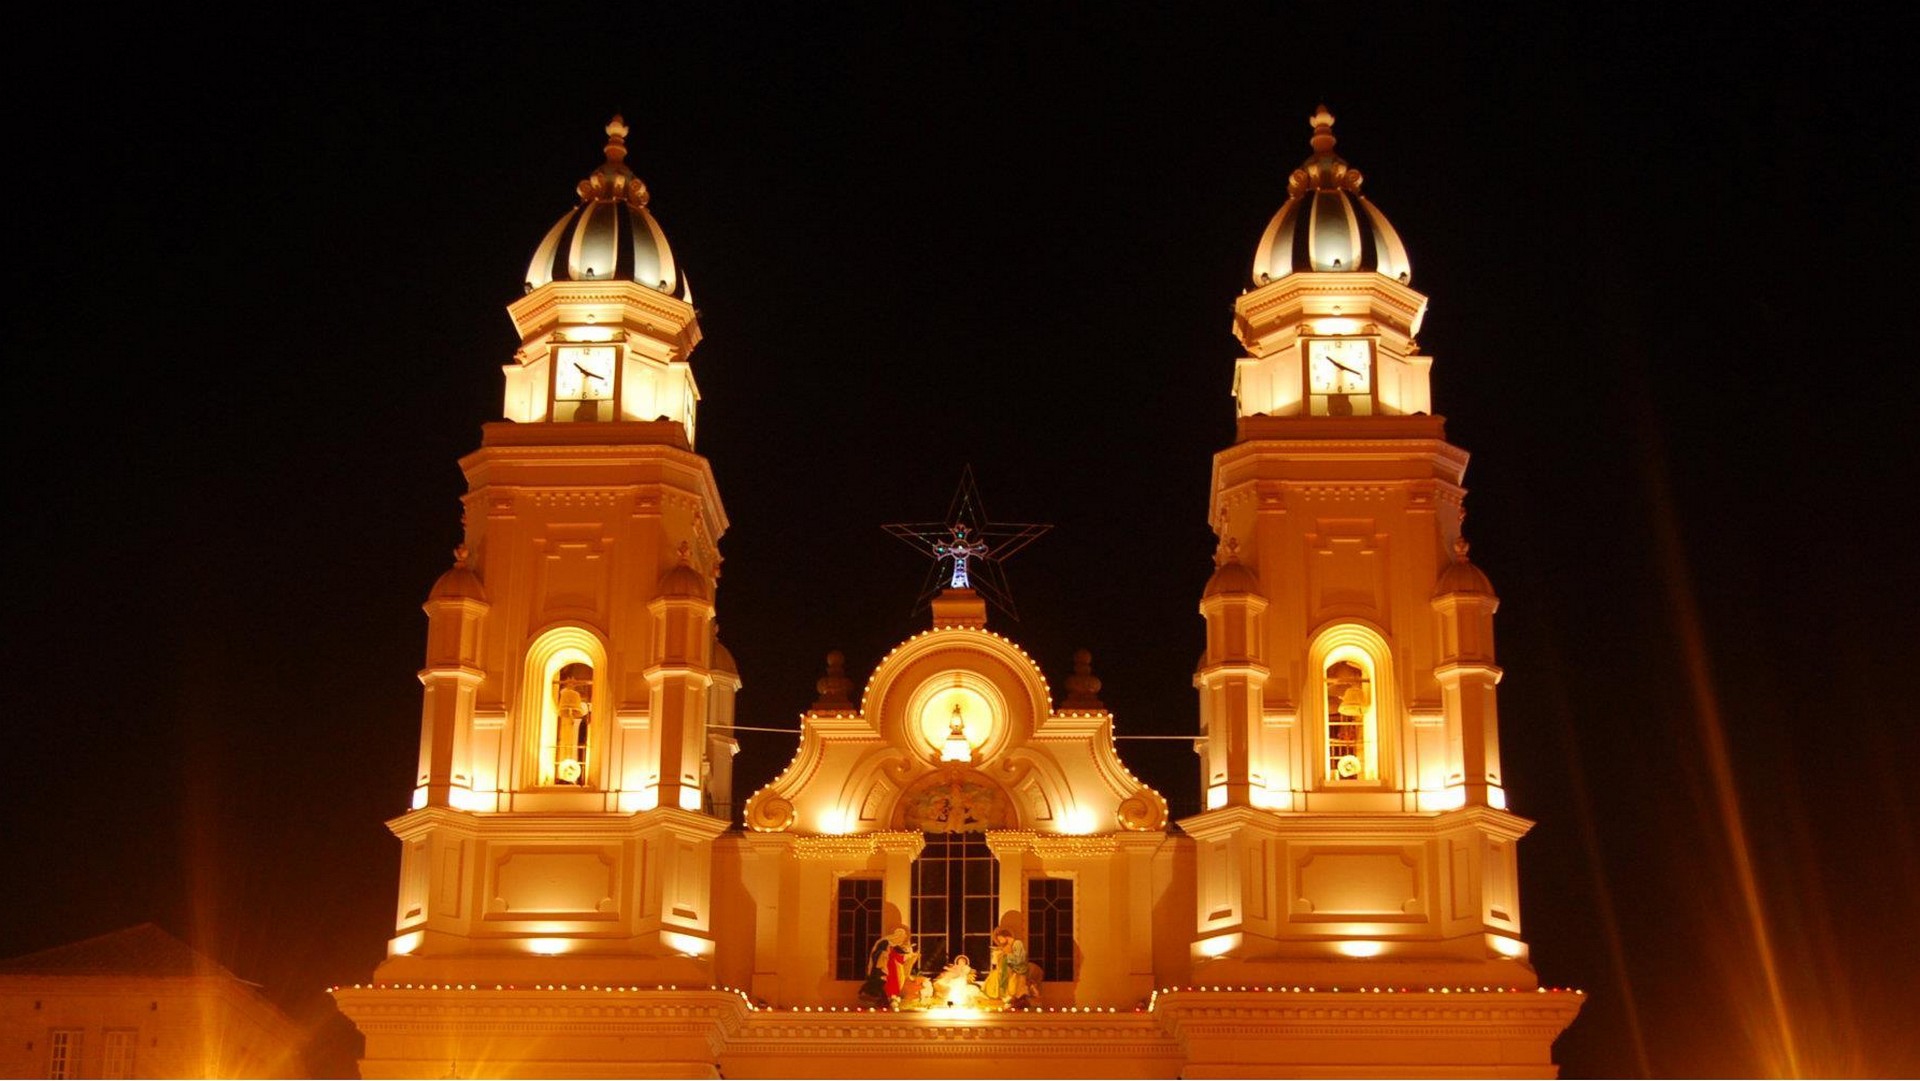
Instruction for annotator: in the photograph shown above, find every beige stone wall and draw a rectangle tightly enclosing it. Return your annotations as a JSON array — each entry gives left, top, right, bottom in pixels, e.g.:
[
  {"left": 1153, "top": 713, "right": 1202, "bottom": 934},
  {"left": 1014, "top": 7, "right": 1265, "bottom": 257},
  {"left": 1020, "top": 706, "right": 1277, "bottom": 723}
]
[{"left": 0, "top": 978, "right": 302, "bottom": 1079}]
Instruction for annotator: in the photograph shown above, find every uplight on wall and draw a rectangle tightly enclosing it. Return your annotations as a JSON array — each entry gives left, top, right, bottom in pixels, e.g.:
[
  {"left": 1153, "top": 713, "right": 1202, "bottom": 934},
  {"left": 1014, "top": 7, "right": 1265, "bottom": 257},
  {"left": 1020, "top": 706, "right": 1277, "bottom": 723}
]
[
  {"left": 817, "top": 808, "right": 857, "bottom": 836},
  {"left": 661, "top": 931, "right": 713, "bottom": 958},
  {"left": 525, "top": 938, "right": 571, "bottom": 956},
  {"left": 1195, "top": 932, "right": 1242, "bottom": 959},
  {"left": 1335, "top": 940, "right": 1386, "bottom": 958},
  {"left": 388, "top": 931, "right": 424, "bottom": 957},
  {"left": 1058, "top": 806, "right": 1100, "bottom": 835},
  {"left": 1489, "top": 935, "right": 1526, "bottom": 959}
]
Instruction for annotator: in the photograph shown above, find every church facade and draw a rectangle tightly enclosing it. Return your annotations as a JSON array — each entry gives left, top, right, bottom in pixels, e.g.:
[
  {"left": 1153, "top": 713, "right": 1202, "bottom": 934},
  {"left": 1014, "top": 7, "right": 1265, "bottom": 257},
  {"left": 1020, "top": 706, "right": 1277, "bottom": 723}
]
[{"left": 332, "top": 111, "right": 1583, "bottom": 1078}]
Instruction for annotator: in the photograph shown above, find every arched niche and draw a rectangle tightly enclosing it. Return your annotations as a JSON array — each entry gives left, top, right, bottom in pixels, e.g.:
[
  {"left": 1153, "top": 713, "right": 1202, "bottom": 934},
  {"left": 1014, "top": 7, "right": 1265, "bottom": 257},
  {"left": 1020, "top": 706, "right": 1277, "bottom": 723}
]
[
  {"left": 1304, "top": 620, "right": 1400, "bottom": 790},
  {"left": 515, "top": 623, "right": 612, "bottom": 791}
]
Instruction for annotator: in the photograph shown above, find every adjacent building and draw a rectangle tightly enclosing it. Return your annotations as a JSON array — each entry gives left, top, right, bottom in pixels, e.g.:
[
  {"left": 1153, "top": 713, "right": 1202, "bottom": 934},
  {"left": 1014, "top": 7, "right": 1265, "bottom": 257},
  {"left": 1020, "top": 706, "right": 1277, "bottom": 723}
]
[{"left": 0, "top": 924, "right": 303, "bottom": 1079}]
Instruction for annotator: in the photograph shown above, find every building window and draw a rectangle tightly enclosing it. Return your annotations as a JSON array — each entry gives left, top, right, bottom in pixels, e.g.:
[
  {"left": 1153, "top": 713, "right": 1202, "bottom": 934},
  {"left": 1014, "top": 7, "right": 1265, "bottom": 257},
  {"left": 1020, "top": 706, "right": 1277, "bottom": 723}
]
[
  {"left": 912, "top": 831, "right": 998, "bottom": 972},
  {"left": 544, "top": 661, "right": 594, "bottom": 786},
  {"left": 835, "top": 877, "right": 885, "bottom": 980},
  {"left": 1324, "top": 656, "right": 1375, "bottom": 781},
  {"left": 1028, "top": 877, "right": 1075, "bottom": 981},
  {"left": 102, "top": 1029, "right": 136, "bottom": 1080},
  {"left": 47, "top": 1030, "right": 80, "bottom": 1080}
]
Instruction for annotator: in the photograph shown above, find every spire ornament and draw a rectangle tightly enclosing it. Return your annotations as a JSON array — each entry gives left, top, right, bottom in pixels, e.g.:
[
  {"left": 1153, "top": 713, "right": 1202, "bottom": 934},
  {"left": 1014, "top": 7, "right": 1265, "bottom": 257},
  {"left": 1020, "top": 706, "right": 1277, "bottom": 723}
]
[
  {"left": 883, "top": 466, "right": 1051, "bottom": 620},
  {"left": 1287, "top": 104, "right": 1364, "bottom": 197},
  {"left": 813, "top": 650, "right": 854, "bottom": 710},
  {"left": 1061, "top": 649, "right": 1105, "bottom": 710},
  {"left": 577, "top": 113, "right": 651, "bottom": 208}
]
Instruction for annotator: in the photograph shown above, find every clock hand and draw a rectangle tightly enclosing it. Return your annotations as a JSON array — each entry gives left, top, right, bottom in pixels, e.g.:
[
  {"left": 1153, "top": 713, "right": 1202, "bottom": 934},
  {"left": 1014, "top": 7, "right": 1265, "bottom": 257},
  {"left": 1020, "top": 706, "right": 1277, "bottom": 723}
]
[
  {"left": 1330, "top": 359, "right": 1360, "bottom": 376},
  {"left": 574, "top": 362, "right": 606, "bottom": 381}
]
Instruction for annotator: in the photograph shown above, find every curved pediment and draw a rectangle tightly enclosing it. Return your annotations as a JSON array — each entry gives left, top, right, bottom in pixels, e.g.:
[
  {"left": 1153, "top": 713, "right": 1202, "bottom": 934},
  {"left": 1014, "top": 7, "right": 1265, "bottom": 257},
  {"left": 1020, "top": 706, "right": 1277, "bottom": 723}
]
[{"left": 744, "top": 616, "right": 1167, "bottom": 837}]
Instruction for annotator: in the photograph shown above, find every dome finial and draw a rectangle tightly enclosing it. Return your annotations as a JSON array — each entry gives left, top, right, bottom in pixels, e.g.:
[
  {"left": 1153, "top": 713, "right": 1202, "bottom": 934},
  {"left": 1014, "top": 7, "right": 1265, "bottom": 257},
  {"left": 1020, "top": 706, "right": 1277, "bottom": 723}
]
[
  {"left": 1309, "top": 104, "right": 1337, "bottom": 156},
  {"left": 577, "top": 115, "right": 648, "bottom": 207},
  {"left": 1062, "top": 648, "right": 1105, "bottom": 710},
  {"left": 814, "top": 650, "right": 854, "bottom": 710},
  {"left": 603, "top": 114, "right": 630, "bottom": 164}
]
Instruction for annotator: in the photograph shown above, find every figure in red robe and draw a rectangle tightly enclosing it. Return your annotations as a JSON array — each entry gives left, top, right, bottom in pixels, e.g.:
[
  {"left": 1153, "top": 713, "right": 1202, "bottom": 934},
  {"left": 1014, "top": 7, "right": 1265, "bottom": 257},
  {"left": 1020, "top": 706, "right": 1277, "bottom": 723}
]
[{"left": 857, "top": 927, "right": 917, "bottom": 1007}]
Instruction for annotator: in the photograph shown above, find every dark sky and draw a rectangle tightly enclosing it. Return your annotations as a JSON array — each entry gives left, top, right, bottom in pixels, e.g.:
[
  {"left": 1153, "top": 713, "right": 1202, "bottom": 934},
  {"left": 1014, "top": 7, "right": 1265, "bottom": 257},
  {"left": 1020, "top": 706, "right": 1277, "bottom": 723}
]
[{"left": 4, "top": 6, "right": 1913, "bottom": 1077}]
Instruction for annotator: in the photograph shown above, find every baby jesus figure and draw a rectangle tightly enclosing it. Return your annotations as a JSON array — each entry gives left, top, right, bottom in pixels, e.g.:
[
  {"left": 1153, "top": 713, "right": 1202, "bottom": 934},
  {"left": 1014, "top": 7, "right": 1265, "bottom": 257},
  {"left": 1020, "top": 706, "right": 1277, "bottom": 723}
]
[{"left": 931, "top": 953, "right": 985, "bottom": 1010}]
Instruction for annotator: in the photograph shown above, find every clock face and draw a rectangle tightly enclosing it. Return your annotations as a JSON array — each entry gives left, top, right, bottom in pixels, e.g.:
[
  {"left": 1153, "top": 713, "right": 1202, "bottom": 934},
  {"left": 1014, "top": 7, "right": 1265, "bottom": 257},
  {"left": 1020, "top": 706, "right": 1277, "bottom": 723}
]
[
  {"left": 1306, "top": 339, "right": 1374, "bottom": 395},
  {"left": 553, "top": 345, "right": 616, "bottom": 402}
]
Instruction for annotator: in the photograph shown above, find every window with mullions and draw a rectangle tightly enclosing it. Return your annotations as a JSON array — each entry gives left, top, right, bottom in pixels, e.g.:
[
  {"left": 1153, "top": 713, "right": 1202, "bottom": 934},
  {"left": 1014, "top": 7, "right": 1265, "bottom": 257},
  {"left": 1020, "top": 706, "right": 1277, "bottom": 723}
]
[
  {"left": 1028, "top": 877, "right": 1075, "bottom": 981},
  {"left": 912, "top": 832, "right": 999, "bottom": 971},
  {"left": 835, "top": 877, "right": 885, "bottom": 980},
  {"left": 102, "top": 1029, "right": 136, "bottom": 1079},
  {"left": 48, "top": 1030, "right": 80, "bottom": 1080}
]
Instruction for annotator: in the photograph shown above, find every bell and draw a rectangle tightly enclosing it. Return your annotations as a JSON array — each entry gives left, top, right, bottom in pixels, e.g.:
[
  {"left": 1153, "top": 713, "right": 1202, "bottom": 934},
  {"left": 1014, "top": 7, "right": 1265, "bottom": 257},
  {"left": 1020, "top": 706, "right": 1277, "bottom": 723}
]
[{"left": 1337, "top": 683, "right": 1369, "bottom": 717}]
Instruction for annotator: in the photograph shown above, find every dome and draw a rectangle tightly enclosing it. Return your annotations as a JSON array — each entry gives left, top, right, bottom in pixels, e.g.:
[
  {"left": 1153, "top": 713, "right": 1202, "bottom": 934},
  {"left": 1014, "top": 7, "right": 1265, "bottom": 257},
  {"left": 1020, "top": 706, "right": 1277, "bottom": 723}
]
[
  {"left": 659, "top": 558, "right": 711, "bottom": 601},
  {"left": 1432, "top": 538, "right": 1496, "bottom": 597},
  {"left": 1203, "top": 553, "right": 1262, "bottom": 598},
  {"left": 427, "top": 546, "right": 487, "bottom": 603},
  {"left": 525, "top": 116, "right": 687, "bottom": 298},
  {"left": 712, "top": 636, "right": 739, "bottom": 677},
  {"left": 1251, "top": 106, "right": 1411, "bottom": 286}
]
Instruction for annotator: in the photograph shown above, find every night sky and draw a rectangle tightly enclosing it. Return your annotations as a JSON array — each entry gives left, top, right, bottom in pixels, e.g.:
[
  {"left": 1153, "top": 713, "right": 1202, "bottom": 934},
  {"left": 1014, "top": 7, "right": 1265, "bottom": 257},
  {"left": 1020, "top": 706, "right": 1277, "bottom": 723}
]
[{"left": 4, "top": 7, "right": 1913, "bottom": 1077}]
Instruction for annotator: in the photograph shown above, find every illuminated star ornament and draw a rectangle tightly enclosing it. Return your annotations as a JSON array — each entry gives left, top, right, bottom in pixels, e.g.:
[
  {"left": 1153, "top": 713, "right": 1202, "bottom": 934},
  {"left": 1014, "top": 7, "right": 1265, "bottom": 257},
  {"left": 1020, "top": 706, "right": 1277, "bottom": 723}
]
[{"left": 883, "top": 466, "right": 1051, "bottom": 619}]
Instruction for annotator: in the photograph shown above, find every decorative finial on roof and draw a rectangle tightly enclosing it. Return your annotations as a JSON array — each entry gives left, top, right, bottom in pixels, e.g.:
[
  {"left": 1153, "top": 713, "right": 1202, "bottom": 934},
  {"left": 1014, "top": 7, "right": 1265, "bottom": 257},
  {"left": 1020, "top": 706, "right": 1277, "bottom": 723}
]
[
  {"left": 813, "top": 650, "right": 854, "bottom": 710},
  {"left": 1309, "top": 104, "right": 1337, "bottom": 156},
  {"left": 452, "top": 544, "right": 469, "bottom": 567},
  {"left": 1452, "top": 536, "right": 1471, "bottom": 562},
  {"left": 578, "top": 114, "right": 649, "bottom": 208},
  {"left": 604, "top": 115, "right": 630, "bottom": 163},
  {"left": 1214, "top": 535, "right": 1242, "bottom": 569},
  {"left": 1288, "top": 104, "right": 1362, "bottom": 197},
  {"left": 675, "top": 539, "right": 692, "bottom": 564},
  {"left": 1062, "top": 648, "right": 1105, "bottom": 710}
]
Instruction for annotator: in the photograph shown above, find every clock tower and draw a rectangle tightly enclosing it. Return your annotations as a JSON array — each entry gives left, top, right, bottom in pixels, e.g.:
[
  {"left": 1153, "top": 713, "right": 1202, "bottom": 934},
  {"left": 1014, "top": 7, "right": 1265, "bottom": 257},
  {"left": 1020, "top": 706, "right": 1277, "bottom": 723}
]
[
  {"left": 369, "top": 117, "right": 737, "bottom": 988},
  {"left": 1185, "top": 107, "right": 1537, "bottom": 988}
]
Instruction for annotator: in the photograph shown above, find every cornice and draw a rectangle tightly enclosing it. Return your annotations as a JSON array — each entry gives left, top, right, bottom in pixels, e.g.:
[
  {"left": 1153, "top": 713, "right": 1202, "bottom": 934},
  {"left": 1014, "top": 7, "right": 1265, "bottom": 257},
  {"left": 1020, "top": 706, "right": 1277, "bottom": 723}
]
[
  {"left": 1175, "top": 804, "right": 1535, "bottom": 841},
  {"left": 384, "top": 805, "right": 729, "bottom": 840},
  {"left": 1151, "top": 987, "right": 1584, "bottom": 1039},
  {"left": 333, "top": 986, "right": 749, "bottom": 1037}
]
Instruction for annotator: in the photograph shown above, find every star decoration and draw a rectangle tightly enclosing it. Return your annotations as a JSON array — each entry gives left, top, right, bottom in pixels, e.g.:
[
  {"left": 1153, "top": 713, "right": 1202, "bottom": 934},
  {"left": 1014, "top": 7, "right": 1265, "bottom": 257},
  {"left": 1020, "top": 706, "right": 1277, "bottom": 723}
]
[{"left": 883, "top": 466, "right": 1051, "bottom": 619}]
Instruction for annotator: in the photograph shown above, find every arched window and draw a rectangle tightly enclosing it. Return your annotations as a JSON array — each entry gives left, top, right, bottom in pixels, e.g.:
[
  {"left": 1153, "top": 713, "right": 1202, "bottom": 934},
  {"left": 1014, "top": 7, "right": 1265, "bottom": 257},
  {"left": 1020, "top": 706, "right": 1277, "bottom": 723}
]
[
  {"left": 521, "top": 626, "right": 608, "bottom": 790},
  {"left": 1307, "top": 623, "right": 1394, "bottom": 788}
]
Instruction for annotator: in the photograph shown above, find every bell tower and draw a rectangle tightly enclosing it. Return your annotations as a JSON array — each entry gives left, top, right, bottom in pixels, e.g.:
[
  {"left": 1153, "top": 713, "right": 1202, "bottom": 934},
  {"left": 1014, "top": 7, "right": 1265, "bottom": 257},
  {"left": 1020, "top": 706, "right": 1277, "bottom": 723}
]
[
  {"left": 1184, "top": 107, "right": 1535, "bottom": 988},
  {"left": 374, "top": 118, "right": 737, "bottom": 985}
]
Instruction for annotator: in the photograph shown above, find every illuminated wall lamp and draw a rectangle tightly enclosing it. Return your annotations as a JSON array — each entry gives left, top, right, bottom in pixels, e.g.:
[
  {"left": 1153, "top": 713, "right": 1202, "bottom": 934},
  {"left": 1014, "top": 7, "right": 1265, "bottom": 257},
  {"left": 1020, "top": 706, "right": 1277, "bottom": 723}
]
[
  {"left": 525, "top": 938, "right": 571, "bottom": 956},
  {"left": 1335, "top": 940, "right": 1386, "bottom": 958}
]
